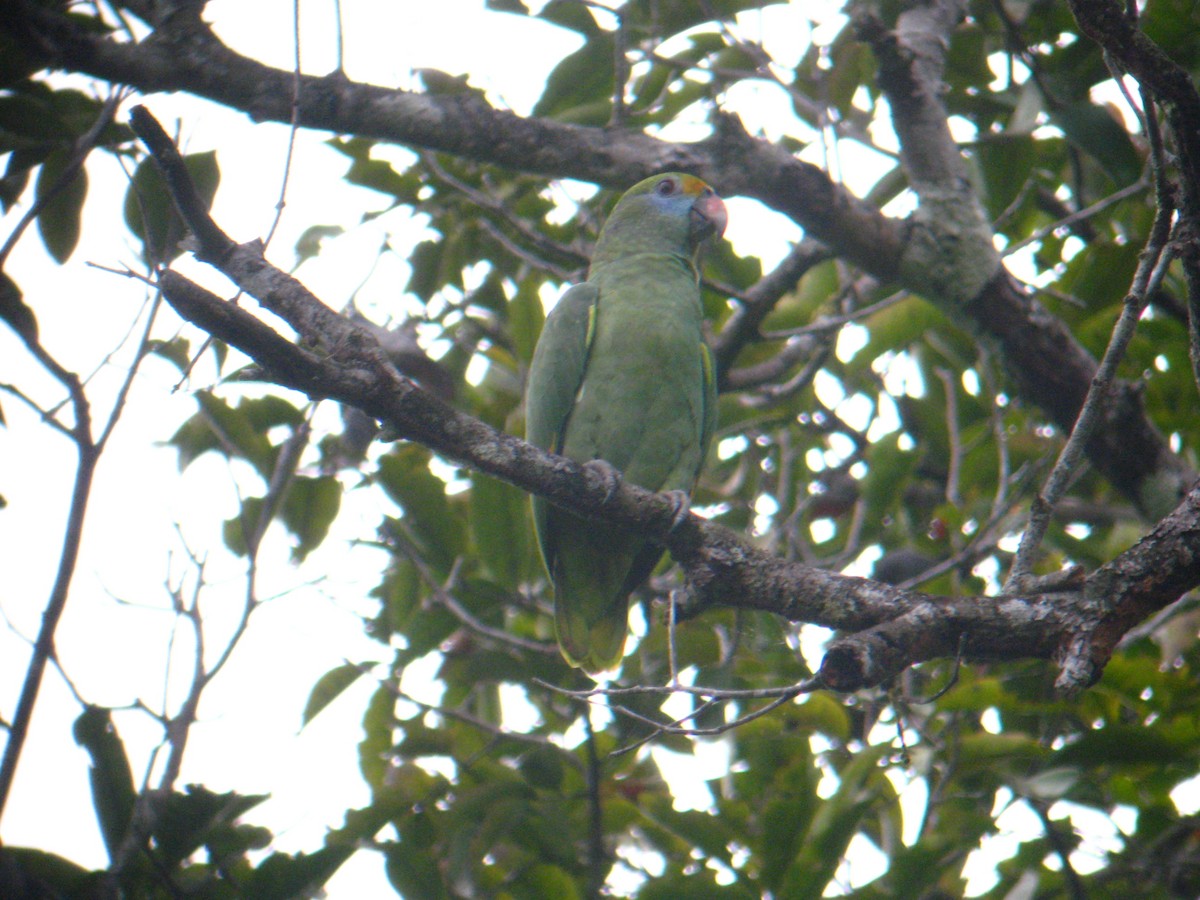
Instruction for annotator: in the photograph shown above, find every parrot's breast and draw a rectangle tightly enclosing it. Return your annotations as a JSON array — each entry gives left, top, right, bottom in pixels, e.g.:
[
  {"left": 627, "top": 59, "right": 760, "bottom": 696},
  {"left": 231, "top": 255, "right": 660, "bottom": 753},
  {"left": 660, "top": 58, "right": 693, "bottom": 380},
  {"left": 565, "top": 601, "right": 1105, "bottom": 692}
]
[{"left": 560, "top": 254, "right": 707, "bottom": 493}]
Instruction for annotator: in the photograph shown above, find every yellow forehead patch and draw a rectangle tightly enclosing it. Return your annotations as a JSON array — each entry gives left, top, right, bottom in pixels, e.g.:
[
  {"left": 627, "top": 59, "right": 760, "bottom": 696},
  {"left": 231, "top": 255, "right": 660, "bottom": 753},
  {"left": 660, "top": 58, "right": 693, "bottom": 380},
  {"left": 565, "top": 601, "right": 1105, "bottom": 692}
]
[{"left": 679, "top": 174, "right": 709, "bottom": 195}]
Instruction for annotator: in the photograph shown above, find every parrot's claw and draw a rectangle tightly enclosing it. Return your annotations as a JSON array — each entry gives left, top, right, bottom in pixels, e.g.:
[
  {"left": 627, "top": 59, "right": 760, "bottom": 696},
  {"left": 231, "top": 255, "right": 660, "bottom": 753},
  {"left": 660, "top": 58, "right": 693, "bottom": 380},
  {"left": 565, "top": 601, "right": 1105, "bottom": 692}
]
[
  {"left": 663, "top": 490, "right": 692, "bottom": 532},
  {"left": 583, "top": 458, "right": 623, "bottom": 505}
]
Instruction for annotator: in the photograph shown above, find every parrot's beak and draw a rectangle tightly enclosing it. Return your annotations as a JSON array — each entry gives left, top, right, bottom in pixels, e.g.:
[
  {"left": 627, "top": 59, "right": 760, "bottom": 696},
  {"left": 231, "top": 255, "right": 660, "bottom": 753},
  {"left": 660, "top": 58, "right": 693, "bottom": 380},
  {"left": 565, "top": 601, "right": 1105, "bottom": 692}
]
[{"left": 690, "top": 190, "right": 728, "bottom": 242}]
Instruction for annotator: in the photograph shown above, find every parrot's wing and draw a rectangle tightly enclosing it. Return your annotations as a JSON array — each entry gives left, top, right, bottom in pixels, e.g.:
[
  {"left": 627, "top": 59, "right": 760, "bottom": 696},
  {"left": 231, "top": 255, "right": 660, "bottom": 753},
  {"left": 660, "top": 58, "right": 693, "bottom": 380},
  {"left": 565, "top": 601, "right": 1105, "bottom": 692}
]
[
  {"left": 700, "top": 341, "right": 718, "bottom": 472},
  {"left": 525, "top": 281, "right": 600, "bottom": 571},
  {"left": 611, "top": 339, "right": 718, "bottom": 608}
]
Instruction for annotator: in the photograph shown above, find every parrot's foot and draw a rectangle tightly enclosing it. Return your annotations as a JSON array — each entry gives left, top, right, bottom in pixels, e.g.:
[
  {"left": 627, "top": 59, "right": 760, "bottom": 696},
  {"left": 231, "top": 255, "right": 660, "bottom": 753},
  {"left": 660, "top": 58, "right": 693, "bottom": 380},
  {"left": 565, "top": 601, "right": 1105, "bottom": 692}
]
[
  {"left": 583, "top": 458, "right": 622, "bottom": 504},
  {"left": 662, "top": 490, "right": 692, "bottom": 531}
]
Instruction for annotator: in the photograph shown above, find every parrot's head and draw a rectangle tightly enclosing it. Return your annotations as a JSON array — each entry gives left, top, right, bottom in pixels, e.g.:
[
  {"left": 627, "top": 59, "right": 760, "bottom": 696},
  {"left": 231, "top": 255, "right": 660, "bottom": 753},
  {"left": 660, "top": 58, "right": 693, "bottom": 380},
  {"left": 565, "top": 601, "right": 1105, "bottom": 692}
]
[{"left": 595, "top": 173, "right": 728, "bottom": 261}]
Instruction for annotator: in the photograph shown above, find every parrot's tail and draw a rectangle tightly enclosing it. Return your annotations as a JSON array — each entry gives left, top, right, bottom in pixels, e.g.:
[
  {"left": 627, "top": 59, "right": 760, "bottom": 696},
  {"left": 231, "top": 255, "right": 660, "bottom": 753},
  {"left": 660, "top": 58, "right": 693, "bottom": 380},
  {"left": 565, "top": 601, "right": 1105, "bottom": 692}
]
[{"left": 551, "top": 529, "right": 641, "bottom": 676}]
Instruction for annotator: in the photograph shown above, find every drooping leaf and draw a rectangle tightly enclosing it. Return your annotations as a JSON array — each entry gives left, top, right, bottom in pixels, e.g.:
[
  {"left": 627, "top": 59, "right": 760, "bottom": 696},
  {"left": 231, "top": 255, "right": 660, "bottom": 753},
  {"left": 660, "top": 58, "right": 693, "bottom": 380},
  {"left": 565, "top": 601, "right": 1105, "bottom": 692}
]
[
  {"left": 123, "top": 149, "right": 219, "bottom": 264},
  {"left": 0, "top": 271, "right": 36, "bottom": 342},
  {"left": 303, "top": 662, "right": 367, "bottom": 727},
  {"left": 34, "top": 149, "right": 87, "bottom": 263},
  {"left": 280, "top": 474, "right": 341, "bottom": 561},
  {"left": 1050, "top": 101, "right": 1143, "bottom": 186},
  {"left": 73, "top": 707, "right": 135, "bottom": 864},
  {"left": 469, "top": 471, "right": 532, "bottom": 589},
  {"left": 294, "top": 224, "right": 345, "bottom": 264},
  {"left": 532, "top": 33, "right": 615, "bottom": 124},
  {"left": 151, "top": 786, "right": 269, "bottom": 869},
  {"left": 377, "top": 444, "right": 465, "bottom": 575},
  {"left": 241, "top": 846, "right": 355, "bottom": 900}
]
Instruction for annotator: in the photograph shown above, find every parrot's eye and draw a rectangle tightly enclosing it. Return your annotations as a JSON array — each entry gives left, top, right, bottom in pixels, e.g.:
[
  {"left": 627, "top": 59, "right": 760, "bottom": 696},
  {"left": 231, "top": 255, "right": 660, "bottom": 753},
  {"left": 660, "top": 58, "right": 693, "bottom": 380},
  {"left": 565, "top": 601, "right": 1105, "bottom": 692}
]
[{"left": 655, "top": 178, "right": 676, "bottom": 195}]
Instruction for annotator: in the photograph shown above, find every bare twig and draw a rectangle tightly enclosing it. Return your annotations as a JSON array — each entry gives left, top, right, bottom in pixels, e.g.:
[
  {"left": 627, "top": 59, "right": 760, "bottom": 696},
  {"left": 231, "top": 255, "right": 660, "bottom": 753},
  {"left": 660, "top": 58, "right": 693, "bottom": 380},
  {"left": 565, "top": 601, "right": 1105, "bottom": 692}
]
[
  {"left": 1001, "top": 179, "right": 1148, "bottom": 258},
  {"left": 1006, "top": 195, "right": 1177, "bottom": 589},
  {"left": 398, "top": 545, "right": 558, "bottom": 656}
]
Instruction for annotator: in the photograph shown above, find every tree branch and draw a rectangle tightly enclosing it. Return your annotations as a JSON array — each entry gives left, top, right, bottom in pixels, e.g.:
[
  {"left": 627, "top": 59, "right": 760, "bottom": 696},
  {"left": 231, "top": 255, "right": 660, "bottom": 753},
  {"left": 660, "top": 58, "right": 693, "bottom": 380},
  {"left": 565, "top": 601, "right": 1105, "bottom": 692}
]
[
  {"left": 857, "top": 0, "right": 1191, "bottom": 519},
  {"left": 129, "top": 105, "right": 1200, "bottom": 696},
  {"left": 6, "top": 1, "right": 1191, "bottom": 512},
  {"left": 1067, "top": 0, "right": 1200, "bottom": 400}
]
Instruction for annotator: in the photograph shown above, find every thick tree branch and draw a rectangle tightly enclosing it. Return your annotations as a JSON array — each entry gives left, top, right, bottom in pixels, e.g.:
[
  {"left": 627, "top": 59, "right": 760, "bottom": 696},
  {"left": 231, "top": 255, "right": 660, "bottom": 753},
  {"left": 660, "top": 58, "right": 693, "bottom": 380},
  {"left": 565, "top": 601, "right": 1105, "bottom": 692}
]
[
  {"left": 131, "top": 105, "right": 1200, "bottom": 696},
  {"left": 1067, "top": 0, "right": 1200, "bottom": 401},
  {"left": 7, "top": 0, "right": 1192, "bottom": 514},
  {"left": 858, "top": 0, "right": 1191, "bottom": 519}
]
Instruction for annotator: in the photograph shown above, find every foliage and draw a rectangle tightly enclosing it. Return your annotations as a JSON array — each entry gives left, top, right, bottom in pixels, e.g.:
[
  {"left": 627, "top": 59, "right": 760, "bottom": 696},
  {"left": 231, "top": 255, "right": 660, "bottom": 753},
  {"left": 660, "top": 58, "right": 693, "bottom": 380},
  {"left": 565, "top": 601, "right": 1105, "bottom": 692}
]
[{"left": 4, "top": 0, "right": 1200, "bottom": 897}]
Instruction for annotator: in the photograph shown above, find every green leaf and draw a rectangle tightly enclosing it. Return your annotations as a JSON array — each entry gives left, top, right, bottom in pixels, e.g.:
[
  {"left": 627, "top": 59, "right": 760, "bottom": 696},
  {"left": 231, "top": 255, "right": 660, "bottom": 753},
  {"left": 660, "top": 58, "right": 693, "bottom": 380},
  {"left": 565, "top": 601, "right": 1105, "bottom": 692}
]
[
  {"left": 532, "top": 34, "right": 615, "bottom": 124},
  {"left": 0, "top": 92, "right": 69, "bottom": 145},
  {"left": 73, "top": 707, "right": 135, "bottom": 863},
  {"left": 280, "top": 475, "right": 341, "bottom": 561},
  {"left": 508, "top": 276, "right": 546, "bottom": 365},
  {"left": 0, "top": 29, "right": 39, "bottom": 88},
  {"left": 123, "top": 149, "right": 219, "bottom": 264},
  {"left": 758, "top": 755, "right": 818, "bottom": 890},
  {"left": 34, "top": 149, "right": 87, "bottom": 263},
  {"left": 385, "top": 839, "right": 448, "bottom": 898},
  {"left": 167, "top": 392, "right": 302, "bottom": 477},
  {"left": 641, "top": 795, "right": 736, "bottom": 864},
  {"left": 629, "top": 0, "right": 780, "bottom": 37},
  {"left": 538, "top": 0, "right": 603, "bottom": 35},
  {"left": 294, "top": 224, "right": 344, "bottom": 264},
  {"left": 303, "top": 662, "right": 366, "bottom": 727},
  {"left": 144, "top": 336, "right": 192, "bottom": 373},
  {"left": 1013, "top": 767, "right": 1081, "bottom": 801},
  {"left": 242, "top": 846, "right": 354, "bottom": 899},
  {"left": 377, "top": 444, "right": 465, "bottom": 575},
  {"left": 1056, "top": 241, "right": 1141, "bottom": 316},
  {"left": 513, "top": 864, "right": 582, "bottom": 900},
  {"left": 781, "top": 745, "right": 891, "bottom": 898},
  {"left": 469, "top": 471, "right": 532, "bottom": 589},
  {"left": 826, "top": 41, "right": 874, "bottom": 118},
  {"left": 0, "top": 846, "right": 95, "bottom": 895},
  {"left": 406, "top": 239, "right": 445, "bottom": 301},
  {"left": 518, "top": 745, "right": 566, "bottom": 791},
  {"left": 223, "top": 496, "right": 264, "bottom": 557},
  {"left": 416, "top": 69, "right": 481, "bottom": 96},
  {"left": 152, "top": 786, "right": 269, "bottom": 869},
  {"left": 1054, "top": 724, "right": 1189, "bottom": 767},
  {"left": 976, "top": 134, "right": 1036, "bottom": 220},
  {"left": 0, "top": 270, "right": 37, "bottom": 342},
  {"left": 358, "top": 683, "right": 396, "bottom": 791},
  {"left": 1, "top": 148, "right": 41, "bottom": 211},
  {"left": 1050, "top": 101, "right": 1143, "bottom": 185},
  {"left": 637, "top": 870, "right": 758, "bottom": 899}
]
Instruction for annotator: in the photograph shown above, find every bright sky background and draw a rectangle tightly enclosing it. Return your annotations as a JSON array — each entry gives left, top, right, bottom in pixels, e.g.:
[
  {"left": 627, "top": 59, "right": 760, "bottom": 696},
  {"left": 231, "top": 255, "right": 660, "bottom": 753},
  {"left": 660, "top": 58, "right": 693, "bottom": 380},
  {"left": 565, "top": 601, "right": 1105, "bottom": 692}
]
[{"left": 1, "top": 0, "right": 1142, "bottom": 896}]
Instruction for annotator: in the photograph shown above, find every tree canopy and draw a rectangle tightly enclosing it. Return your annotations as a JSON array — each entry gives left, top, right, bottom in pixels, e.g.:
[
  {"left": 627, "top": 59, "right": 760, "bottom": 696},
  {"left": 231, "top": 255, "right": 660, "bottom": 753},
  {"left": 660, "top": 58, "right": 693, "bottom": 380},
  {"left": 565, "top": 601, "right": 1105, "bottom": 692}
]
[{"left": 4, "top": 0, "right": 1200, "bottom": 896}]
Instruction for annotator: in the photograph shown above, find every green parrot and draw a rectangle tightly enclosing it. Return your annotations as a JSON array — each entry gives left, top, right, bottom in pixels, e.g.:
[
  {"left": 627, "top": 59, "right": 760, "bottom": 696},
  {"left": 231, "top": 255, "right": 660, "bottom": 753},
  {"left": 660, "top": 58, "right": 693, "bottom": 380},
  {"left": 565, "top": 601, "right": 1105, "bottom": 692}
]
[{"left": 525, "top": 173, "right": 727, "bottom": 675}]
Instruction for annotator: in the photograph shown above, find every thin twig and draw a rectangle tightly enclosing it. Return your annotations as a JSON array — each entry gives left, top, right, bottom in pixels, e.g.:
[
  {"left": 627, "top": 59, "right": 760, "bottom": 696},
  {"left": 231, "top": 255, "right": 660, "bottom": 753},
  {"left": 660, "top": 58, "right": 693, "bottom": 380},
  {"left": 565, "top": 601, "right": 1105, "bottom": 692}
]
[
  {"left": 583, "top": 708, "right": 607, "bottom": 897},
  {"left": 935, "top": 367, "right": 962, "bottom": 507},
  {"left": 1006, "top": 98, "right": 1178, "bottom": 590},
  {"left": 1000, "top": 179, "right": 1148, "bottom": 258},
  {"left": 397, "top": 541, "right": 559, "bottom": 656},
  {"left": 259, "top": 0, "right": 303, "bottom": 250},
  {"left": 380, "top": 675, "right": 570, "bottom": 755}
]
